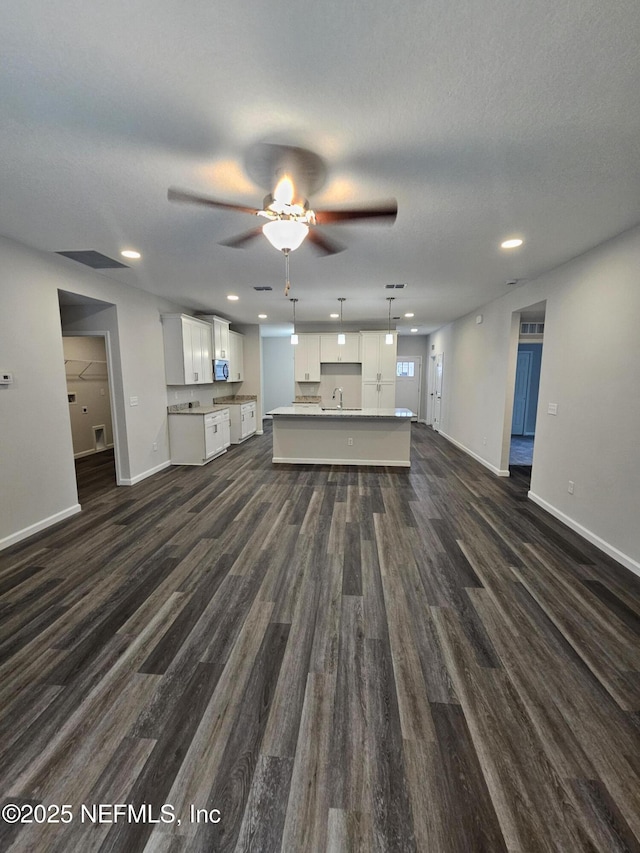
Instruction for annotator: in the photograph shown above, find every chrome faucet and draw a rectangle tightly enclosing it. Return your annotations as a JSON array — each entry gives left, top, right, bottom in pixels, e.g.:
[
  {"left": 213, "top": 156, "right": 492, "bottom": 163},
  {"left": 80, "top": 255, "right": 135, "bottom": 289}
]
[{"left": 332, "top": 387, "right": 343, "bottom": 409}]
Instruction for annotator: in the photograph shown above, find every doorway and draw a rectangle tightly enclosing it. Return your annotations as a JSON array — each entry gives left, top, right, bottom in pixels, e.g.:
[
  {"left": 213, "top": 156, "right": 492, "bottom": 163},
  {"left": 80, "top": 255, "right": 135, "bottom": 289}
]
[
  {"left": 58, "top": 290, "right": 125, "bottom": 491},
  {"left": 508, "top": 305, "right": 545, "bottom": 471},
  {"left": 428, "top": 352, "right": 444, "bottom": 430},
  {"left": 395, "top": 356, "right": 422, "bottom": 420}
]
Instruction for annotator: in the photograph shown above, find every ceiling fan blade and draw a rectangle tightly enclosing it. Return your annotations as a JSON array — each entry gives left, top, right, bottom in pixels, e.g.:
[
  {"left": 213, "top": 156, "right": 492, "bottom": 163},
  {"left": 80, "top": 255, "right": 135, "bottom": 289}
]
[
  {"left": 168, "top": 187, "right": 260, "bottom": 216},
  {"left": 314, "top": 201, "right": 397, "bottom": 225},
  {"left": 219, "top": 226, "right": 265, "bottom": 249},
  {"left": 307, "top": 229, "right": 345, "bottom": 256}
]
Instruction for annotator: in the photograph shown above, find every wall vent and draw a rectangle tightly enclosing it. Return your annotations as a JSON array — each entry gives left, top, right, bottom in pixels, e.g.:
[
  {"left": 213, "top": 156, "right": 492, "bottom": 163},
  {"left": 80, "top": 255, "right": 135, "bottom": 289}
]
[
  {"left": 520, "top": 322, "right": 545, "bottom": 335},
  {"left": 56, "top": 250, "right": 129, "bottom": 269},
  {"left": 385, "top": 283, "right": 406, "bottom": 289},
  {"left": 253, "top": 286, "right": 273, "bottom": 291}
]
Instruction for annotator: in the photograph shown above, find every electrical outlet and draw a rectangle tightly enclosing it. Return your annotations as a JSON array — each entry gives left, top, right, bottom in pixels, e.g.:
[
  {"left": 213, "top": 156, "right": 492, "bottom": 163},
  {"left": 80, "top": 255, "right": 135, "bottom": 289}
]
[
  {"left": 347, "top": 437, "right": 354, "bottom": 446},
  {"left": 482, "top": 436, "right": 487, "bottom": 446},
  {"left": 152, "top": 442, "right": 158, "bottom": 452},
  {"left": 568, "top": 481, "right": 575, "bottom": 494}
]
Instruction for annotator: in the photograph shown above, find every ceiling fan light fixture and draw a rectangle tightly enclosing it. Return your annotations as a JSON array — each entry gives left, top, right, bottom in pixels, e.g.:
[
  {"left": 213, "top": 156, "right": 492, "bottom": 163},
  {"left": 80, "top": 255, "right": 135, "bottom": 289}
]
[{"left": 262, "top": 219, "right": 309, "bottom": 252}]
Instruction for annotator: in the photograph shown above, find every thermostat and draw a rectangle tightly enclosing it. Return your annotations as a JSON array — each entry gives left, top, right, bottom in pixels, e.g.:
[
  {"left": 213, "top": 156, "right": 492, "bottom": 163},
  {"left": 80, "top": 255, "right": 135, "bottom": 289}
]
[{"left": 0, "top": 372, "right": 13, "bottom": 384}]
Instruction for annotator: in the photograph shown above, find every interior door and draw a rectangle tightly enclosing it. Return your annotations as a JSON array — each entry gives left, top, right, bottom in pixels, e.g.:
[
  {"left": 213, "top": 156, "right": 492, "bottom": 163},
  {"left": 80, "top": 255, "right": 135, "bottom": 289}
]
[
  {"left": 433, "top": 352, "right": 444, "bottom": 431},
  {"left": 511, "top": 350, "right": 532, "bottom": 435},
  {"left": 395, "top": 356, "right": 421, "bottom": 419}
]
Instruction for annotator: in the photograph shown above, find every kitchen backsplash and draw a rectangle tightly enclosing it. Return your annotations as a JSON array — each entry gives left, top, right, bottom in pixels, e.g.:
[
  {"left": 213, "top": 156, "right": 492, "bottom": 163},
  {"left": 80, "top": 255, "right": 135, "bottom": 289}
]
[{"left": 166, "top": 382, "right": 242, "bottom": 408}]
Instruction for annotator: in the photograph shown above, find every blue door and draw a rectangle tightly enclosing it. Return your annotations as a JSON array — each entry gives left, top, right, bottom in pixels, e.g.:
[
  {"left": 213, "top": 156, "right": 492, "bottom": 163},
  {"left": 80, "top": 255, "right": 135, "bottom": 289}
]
[{"left": 511, "top": 351, "right": 532, "bottom": 435}]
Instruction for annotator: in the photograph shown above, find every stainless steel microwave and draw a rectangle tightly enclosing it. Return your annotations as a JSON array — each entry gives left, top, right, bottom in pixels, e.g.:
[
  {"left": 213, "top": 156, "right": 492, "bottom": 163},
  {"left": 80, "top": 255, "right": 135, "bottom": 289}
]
[{"left": 213, "top": 359, "right": 229, "bottom": 381}]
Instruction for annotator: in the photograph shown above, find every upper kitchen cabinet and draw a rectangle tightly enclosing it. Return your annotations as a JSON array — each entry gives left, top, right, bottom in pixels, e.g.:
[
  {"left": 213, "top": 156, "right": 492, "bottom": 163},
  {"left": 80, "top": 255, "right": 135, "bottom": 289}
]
[
  {"left": 199, "top": 315, "right": 230, "bottom": 360},
  {"left": 228, "top": 330, "right": 244, "bottom": 382},
  {"left": 294, "top": 334, "right": 321, "bottom": 382},
  {"left": 162, "top": 314, "right": 213, "bottom": 385},
  {"left": 360, "top": 331, "right": 397, "bottom": 382},
  {"left": 320, "top": 333, "right": 361, "bottom": 363}
]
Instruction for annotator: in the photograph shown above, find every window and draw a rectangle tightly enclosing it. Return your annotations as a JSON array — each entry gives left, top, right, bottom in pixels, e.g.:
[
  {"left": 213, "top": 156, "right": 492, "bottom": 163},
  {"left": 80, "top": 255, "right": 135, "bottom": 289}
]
[{"left": 396, "top": 361, "right": 415, "bottom": 378}]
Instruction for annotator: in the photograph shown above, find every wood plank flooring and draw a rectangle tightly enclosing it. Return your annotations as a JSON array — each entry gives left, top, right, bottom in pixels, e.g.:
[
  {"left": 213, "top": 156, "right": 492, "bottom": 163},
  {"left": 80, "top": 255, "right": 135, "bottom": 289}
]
[{"left": 1, "top": 424, "right": 640, "bottom": 852}]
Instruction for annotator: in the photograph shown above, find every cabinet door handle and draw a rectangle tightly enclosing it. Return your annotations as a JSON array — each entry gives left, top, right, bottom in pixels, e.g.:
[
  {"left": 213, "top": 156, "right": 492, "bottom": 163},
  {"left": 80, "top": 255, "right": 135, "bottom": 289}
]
[
  {"left": 214, "top": 424, "right": 218, "bottom": 433},
  {"left": 194, "top": 372, "right": 198, "bottom": 381}
]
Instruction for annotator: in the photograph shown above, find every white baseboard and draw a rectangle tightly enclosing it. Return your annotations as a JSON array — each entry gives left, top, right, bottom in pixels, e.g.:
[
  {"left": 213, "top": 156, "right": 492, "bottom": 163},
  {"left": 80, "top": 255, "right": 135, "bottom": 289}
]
[
  {"left": 0, "top": 503, "right": 82, "bottom": 552},
  {"left": 528, "top": 491, "right": 640, "bottom": 579},
  {"left": 272, "top": 456, "right": 410, "bottom": 467},
  {"left": 73, "top": 444, "right": 114, "bottom": 460},
  {"left": 120, "top": 459, "right": 172, "bottom": 486},
  {"left": 438, "top": 430, "right": 510, "bottom": 477}
]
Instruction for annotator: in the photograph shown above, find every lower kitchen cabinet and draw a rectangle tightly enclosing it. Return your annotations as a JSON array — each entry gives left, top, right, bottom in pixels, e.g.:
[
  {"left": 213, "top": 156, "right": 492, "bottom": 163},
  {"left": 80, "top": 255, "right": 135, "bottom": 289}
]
[
  {"left": 229, "top": 401, "right": 257, "bottom": 444},
  {"left": 361, "top": 380, "right": 396, "bottom": 409},
  {"left": 168, "top": 409, "right": 230, "bottom": 465}
]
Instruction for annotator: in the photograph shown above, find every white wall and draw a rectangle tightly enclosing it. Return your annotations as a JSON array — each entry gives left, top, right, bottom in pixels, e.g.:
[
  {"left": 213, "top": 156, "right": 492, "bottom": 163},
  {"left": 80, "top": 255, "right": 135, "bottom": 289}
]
[
  {"left": 427, "top": 225, "right": 640, "bottom": 574},
  {"left": 262, "top": 337, "right": 295, "bottom": 414},
  {"left": 0, "top": 241, "right": 80, "bottom": 546},
  {"left": 0, "top": 235, "right": 182, "bottom": 549}
]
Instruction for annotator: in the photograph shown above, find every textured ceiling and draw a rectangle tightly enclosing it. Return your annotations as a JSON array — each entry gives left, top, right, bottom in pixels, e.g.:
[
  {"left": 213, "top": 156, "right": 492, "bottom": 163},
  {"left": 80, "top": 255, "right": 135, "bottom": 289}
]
[{"left": 3, "top": 0, "right": 640, "bottom": 334}]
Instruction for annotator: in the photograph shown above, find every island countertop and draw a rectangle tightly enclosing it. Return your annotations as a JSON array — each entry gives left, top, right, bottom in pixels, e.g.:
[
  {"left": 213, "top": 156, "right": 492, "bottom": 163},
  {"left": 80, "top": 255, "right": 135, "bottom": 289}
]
[
  {"left": 268, "top": 406, "right": 413, "bottom": 467},
  {"left": 268, "top": 406, "right": 413, "bottom": 418}
]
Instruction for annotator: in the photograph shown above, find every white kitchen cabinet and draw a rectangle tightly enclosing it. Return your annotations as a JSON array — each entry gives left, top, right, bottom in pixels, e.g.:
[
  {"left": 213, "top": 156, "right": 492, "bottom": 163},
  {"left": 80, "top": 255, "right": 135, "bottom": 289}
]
[
  {"left": 168, "top": 408, "right": 230, "bottom": 465},
  {"left": 360, "top": 331, "right": 397, "bottom": 381},
  {"left": 213, "top": 317, "right": 230, "bottom": 359},
  {"left": 162, "top": 314, "right": 213, "bottom": 385},
  {"left": 198, "top": 315, "right": 230, "bottom": 360},
  {"left": 294, "top": 334, "right": 321, "bottom": 382},
  {"left": 228, "top": 330, "right": 244, "bottom": 382},
  {"left": 362, "top": 380, "right": 396, "bottom": 409},
  {"left": 229, "top": 401, "right": 257, "bottom": 444},
  {"left": 320, "top": 333, "right": 361, "bottom": 363}
]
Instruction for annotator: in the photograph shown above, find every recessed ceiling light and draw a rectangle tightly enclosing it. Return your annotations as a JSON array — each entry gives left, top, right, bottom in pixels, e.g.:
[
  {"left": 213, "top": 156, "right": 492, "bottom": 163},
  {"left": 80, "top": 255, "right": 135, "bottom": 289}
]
[
  {"left": 121, "top": 249, "right": 141, "bottom": 259},
  {"left": 258, "top": 313, "right": 267, "bottom": 319},
  {"left": 411, "top": 328, "right": 418, "bottom": 333},
  {"left": 330, "top": 313, "right": 339, "bottom": 318},
  {"left": 501, "top": 238, "right": 523, "bottom": 249},
  {"left": 404, "top": 312, "right": 414, "bottom": 318},
  {"left": 227, "top": 294, "right": 239, "bottom": 301}
]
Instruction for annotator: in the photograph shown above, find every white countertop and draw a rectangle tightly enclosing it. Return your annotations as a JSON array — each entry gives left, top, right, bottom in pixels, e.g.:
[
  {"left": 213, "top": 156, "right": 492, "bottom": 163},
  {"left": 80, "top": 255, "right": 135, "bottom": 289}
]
[{"left": 268, "top": 406, "right": 414, "bottom": 418}]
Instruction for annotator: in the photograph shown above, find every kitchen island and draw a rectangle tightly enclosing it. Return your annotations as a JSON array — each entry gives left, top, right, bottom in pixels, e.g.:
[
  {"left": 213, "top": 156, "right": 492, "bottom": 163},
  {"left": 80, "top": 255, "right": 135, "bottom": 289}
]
[{"left": 267, "top": 406, "right": 413, "bottom": 467}]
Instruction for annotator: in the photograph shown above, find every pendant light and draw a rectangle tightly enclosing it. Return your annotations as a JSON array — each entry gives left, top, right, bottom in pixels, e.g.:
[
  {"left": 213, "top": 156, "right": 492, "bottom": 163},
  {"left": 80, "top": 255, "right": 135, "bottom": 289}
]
[
  {"left": 290, "top": 298, "right": 299, "bottom": 345},
  {"left": 337, "top": 298, "right": 346, "bottom": 345},
  {"left": 385, "top": 297, "right": 395, "bottom": 344}
]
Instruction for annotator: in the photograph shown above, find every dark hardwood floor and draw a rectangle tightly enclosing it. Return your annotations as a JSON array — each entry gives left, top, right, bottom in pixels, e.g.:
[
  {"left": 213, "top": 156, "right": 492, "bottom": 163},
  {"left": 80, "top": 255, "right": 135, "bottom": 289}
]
[{"left": 1, "top": 424, "right": 639, "bottom": 852}]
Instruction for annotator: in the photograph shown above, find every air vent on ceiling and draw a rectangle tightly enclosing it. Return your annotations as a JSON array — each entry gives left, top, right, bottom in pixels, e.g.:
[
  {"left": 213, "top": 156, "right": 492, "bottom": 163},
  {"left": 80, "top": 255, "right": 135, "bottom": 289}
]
[
  {"left": 56, "top": 250, "right": 129, "bottom": 269},
  {"left": 253, "top": 286, "right": 273, "bottom": 291},
  {"left": 385, "top": 283, "right": 406, "bottom": 289}
]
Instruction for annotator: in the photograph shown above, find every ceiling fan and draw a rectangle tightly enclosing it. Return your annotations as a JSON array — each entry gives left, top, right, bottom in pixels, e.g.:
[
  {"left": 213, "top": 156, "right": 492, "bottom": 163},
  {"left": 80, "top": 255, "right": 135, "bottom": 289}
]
[{"left": 167, "top": 144, "right": 397, "bottom": 259}]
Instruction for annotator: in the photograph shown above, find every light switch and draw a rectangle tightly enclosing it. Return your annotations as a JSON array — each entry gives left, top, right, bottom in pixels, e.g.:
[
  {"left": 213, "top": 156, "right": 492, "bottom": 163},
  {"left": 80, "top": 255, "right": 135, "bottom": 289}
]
[
  {"left": 547, "top": 402, "right": 558, "bottom": 415},
  {"left": 130, "top": 396, "right": 139, "bottom": 406}
]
